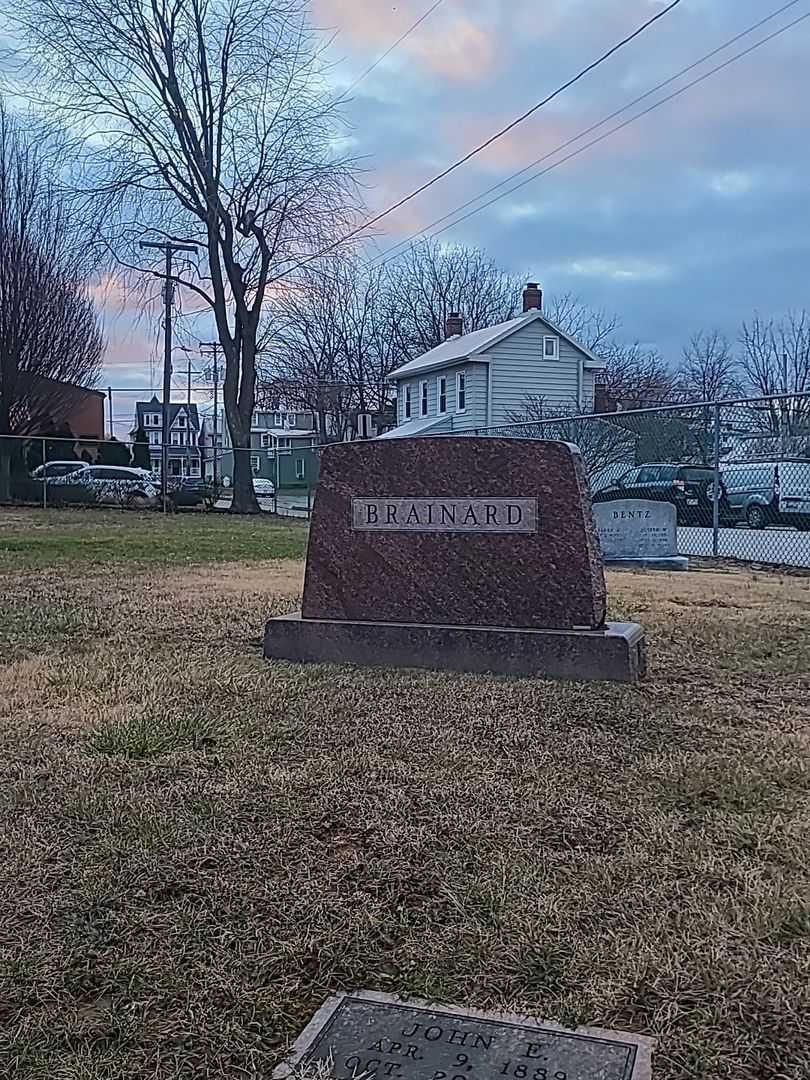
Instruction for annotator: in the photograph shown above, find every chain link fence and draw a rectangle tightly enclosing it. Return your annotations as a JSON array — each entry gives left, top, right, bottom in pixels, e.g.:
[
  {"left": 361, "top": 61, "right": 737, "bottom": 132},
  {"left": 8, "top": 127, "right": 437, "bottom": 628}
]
[
  {"left": 0, "top": 433, "right": 321, "bottom": 517},
  {"left": 464, "top": 392, "right": 810, "bottom": 568},
  {"left": 3, "top": 393, "right": 809, "bottom": 568}
]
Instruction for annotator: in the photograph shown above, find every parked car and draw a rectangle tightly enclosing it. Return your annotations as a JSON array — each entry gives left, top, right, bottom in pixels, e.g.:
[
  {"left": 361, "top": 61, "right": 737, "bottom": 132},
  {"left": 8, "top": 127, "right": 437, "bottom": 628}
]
[
  {"left": 721, "top": 459, "right": 810, "bottom": 530},
  {"left": 31, "top": 461, "right": 89, "bottom": 480},
  {"left": 48, "top": 465, "right": 160, "bottom": 508},
  {"left": 591, "top": 462, "right": 732, "bottom": 526},
  {"left": 170, "top": 477, "right": 217, "bottom": 509},
  {"left": 252, "top": 477, "right": 275, "bottom": 497}
]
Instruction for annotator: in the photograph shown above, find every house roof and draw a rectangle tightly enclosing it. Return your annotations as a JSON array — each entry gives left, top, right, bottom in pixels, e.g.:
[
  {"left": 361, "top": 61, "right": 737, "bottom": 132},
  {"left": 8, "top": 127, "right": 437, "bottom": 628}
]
[
  {"left": 387, "top": 309, "right": 606, "bottom": 380},
  {"left": 377, "top": 415, "right": 448, "bottom": 439},
  {"left": 133, "top": 396, "right": 200, "bottom": 432}
]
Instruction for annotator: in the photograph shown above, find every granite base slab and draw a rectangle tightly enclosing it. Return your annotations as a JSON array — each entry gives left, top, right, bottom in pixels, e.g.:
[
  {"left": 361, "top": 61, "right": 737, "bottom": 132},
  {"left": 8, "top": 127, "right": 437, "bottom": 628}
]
[
  {"left": 264, "top": 614, "right": 646, "bottom": 683},
  {"left": 606, "top": 556, "right": 689, "bottom": 571}
]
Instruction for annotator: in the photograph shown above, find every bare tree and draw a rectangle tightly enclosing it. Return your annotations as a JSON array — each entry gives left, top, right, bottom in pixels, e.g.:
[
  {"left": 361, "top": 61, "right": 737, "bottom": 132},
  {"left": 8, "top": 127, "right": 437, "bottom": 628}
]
[
  {"left": 264, "top": 260, "right": 401, "bottom": 440},
  {"left": 544, "top": 292, "right": 618, "bottom": 352},
  {"left": 679, "top": 330, "right": 739, "bottom": 401},
  {"left": 17, "top": 0, "right": 359, "bottom": 512},
  {"left": 263, "top": 265, "right": 352, "bottom": 441},
  {"left": 596, "top": 340, "right": 677, "bottom": 408},
  {"left": 541, "top": 293, "right": 676, "bottom": 409},
  {"left": 0, "top": 103, "right": 103, "bottom": 499},
  {"left": 738, "top": 311, "right": 810, "bottom": 435},
  {"left": 739, "top": 312, "right": 810, "bottom": 396},
  {"left": 504, "top": 395, "right": 637, "bottom": 482},
  {"left": 389, "top": 239, "right": 523, "bottom": 360}
]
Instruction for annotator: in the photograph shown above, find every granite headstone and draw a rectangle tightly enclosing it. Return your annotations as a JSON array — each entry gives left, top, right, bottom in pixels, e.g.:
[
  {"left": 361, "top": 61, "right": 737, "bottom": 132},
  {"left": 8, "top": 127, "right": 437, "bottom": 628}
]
[
  {"left": 264, "top": 438, "right": 646, "bottom": 682},
  {"left": 302, "top": 438, "right": 605, "bottom": 631},
  {"left": 273, "top": 992, "right": 653, "bottom": 1080},
  {"left": 592, "top": 499, "right": 687, "bottom": 570}
]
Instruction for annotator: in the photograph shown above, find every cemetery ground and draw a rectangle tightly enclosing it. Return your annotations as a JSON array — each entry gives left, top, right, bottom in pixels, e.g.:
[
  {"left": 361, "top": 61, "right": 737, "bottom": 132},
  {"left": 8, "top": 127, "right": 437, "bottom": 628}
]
[{"left": 1, "top": 508, "right": 809, "bottom": 1080}]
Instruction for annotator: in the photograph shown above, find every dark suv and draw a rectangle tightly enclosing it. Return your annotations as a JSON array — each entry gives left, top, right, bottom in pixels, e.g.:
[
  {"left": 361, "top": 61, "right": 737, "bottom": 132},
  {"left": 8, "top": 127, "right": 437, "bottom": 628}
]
[{"left": 592, "top": 463, "right": 731, "bottom": 526}]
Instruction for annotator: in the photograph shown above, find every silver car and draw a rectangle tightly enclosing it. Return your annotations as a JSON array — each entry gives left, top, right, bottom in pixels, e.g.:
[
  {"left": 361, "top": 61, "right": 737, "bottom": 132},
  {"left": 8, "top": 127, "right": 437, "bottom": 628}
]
[
  {"left": 721, "top": 459, "right": 810, "bottom": 530},
  {"left": 48, "top": 465, "right": 161, "bottom": 508},
  {"left": 31, "top": 460, "right": 90, "bottom": 480}
]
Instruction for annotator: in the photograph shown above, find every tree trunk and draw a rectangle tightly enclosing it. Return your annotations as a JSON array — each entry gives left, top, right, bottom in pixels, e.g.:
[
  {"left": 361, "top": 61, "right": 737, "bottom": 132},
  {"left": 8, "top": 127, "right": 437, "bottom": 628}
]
[
  {"left": 317, "top": 407, "right": 328, "bottom": 442},
  {"left": 0, "top": 442, "right": 11, "bottom": 502},
  {"left": 0, "top": 398, "right": 13, "bottom": 501},
  {"left": 231, "top": 438, "right": 259, "bottom": 514}
]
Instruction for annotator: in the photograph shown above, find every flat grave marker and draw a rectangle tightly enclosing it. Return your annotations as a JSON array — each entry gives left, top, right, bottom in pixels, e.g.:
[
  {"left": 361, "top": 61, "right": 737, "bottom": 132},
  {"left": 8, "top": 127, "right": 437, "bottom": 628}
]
[{"left": 273, "top": 992, "right": 653, "bottom": 1080}]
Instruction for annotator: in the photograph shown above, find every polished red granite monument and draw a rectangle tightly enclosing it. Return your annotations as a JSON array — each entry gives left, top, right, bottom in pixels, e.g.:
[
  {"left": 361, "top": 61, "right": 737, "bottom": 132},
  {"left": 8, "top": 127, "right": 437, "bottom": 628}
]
[{"left": 264, "top": 438, "right": 646, "bottom": 682}]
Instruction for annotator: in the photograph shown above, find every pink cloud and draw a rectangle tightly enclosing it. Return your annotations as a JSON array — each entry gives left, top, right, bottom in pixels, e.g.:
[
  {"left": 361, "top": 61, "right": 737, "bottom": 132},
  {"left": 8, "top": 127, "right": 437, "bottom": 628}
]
[{"left": 313, "top": 0, "right": 498, "bottom": 82}]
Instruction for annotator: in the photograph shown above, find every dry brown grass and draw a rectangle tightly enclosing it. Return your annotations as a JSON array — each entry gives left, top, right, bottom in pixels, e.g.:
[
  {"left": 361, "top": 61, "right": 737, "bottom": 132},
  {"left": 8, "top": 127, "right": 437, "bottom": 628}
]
[{"left": 1, "top": 535, "right": 809, "bottom": 1079}]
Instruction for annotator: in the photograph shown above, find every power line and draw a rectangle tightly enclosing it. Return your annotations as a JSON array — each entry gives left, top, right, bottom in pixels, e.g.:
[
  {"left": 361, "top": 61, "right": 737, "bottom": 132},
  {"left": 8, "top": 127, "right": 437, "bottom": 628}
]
[
  {"left": 367, "top": 0, "right": 806, "bottom": 268},
  {"left": 334, "top": 0, "right": 446, "bottom": 104},
  {"left": 369, "top": 9, "right": 810, "bottom": 265},
  {"left": 267, "top": 0, "right": 684, "bottom": 283}
]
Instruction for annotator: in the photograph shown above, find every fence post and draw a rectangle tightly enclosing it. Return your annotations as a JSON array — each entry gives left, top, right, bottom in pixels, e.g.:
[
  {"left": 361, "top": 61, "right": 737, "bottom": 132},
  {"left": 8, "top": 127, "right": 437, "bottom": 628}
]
[
  {"left": 712, "top": 402, "right": 721, "bottom": 557},
  {"left": 42, "top": 438, "right": 47, "bottom": 510}
]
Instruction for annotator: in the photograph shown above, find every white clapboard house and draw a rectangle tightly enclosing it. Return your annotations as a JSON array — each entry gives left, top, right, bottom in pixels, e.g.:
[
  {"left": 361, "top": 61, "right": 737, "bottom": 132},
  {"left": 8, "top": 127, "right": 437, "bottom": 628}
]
[{"left": 382, "top": 283, "right": 606, "bottom": 438}]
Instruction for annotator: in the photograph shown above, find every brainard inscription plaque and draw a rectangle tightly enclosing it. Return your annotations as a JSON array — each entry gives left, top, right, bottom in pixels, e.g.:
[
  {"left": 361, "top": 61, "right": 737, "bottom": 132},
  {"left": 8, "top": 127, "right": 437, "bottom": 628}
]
[
  {"left": 352, "top": 498, "right": 538, "bottom": 533},
  {"left": 273, "top": 992, "right": 653, "bottom": 1080}
]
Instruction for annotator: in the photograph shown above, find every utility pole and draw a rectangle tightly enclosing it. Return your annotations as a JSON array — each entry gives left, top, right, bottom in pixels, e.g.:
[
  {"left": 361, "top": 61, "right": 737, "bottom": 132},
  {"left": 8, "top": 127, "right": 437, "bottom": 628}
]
[
  {"left": 200, "top": 341, "right": 221, "bottom": 491},
  {"left": 780, "top": 351, "right": 790, "bottom": 456},
  {"left": 139, "top": 239, "right": 200, "bottom": 511},
  {"left": 107, "top": 386, "right": 113, "bottom": 439}
]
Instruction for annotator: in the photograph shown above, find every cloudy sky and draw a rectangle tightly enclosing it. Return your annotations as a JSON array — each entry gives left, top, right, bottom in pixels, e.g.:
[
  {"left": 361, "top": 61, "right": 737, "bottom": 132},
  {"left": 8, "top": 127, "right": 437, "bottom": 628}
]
[{"left": 101, "top": 0, "right": 810, "bottom": 430}]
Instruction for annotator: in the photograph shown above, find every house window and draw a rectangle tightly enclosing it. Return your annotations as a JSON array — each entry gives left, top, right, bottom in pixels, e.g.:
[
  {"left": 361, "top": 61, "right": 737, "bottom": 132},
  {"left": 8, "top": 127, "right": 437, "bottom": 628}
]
[
  {"left": 404, "top": 384, "right": 412, "bottom": 420},
  {"left": 456, "top": 371, "right": 467, "bottom": 413},
  {"left": 286, "top": 414, "right": 297, "bottom": 428},
  {"left": 420, "top": 380, "right": 429, "bottom": 417},
  {"left": 177, "top": 414, "right": 186, "bottom": 428},
  {"left": 273, "top": 412, "right": 284, "bottom": 426},
  {"left": 543, "top": 336, "right": 559, "bottom": 359},
  {"left": 169, "top": 459, "right": 182, "bottom": 477},
  {"left": 189, "top": 459, "right": 200, "bottom": 476},
  {"left": 277, "top": 437, "right": 291, "bottom": 449},
  {"left": 261, "top": 433, "right": 271, "bottom": 448},
  {"left": 148, "top": 431, "right": 161, "bottom": 446},
  {"left": 295, "top": 458, "right": 306, "bottom": 480},
  {"left": 170, "top": 431, "right": 181, "bottom": 446},
  {"left": 145, "top": 413, "right": 160, "bottom": 427},
  {"left": 438, "top": 376, "right": 447, "bottom": 415},
  {"left": 250, "top": 455, "right": 260, "bottom": 474}
]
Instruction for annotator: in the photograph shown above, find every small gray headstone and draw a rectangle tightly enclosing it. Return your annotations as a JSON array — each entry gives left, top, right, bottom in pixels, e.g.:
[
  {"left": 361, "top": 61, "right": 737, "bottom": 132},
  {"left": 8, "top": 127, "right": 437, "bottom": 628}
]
[
  {"left": 273, "top": 991, "right": 653, "bottom": 1080},
  {"left": 592, "top": 499, "right": 687, "bottom": 570}
]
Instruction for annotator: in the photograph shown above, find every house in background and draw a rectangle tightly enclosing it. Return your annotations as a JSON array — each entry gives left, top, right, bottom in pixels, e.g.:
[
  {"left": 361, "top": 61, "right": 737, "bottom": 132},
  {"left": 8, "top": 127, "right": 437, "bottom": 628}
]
[
  {"left": 221, "top": 407, "right": 320, "bottom": 489},
  {"left": 132, "top": 396, "right": 202, "bottom": 477},
  {"left": 15, "top": 375, "right": 105, "bottom": 439},
  {"left": 381, "top": 282, "right": 606, "bottom": 438}
]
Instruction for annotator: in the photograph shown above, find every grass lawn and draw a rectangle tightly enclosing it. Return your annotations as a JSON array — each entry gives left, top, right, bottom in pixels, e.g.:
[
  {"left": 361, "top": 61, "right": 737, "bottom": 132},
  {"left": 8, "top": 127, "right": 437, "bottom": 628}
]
[
  {"left": 1, "top": 508, "right": 809, "bottom": 1080},
  {"left": 0, "top": 507, "right": 309, "bottom": 571}
]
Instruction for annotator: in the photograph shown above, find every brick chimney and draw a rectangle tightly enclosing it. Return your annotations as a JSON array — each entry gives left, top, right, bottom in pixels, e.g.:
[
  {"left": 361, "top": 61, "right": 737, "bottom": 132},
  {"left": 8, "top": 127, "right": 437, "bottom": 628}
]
[
  {"left": 445, "top": 311, "right": 463, "bottom": 339},
  {"left": 522, "top": 282, "right": 542, "bottom": 312}
]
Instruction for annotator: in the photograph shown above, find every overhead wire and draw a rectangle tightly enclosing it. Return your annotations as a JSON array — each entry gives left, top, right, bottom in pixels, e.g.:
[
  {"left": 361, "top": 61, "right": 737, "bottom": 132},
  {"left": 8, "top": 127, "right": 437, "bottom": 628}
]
[
  {"left": 333, "top": 0, "right": 446, "bottom": 104},
  {"left": 404, "top": 10, "right": 810, "bottom": 249},
  {"left": 366, "top": 0, "right": 807, "bottom": 268},
  {"left": 266, "top": 0, "right": 685, "bottom": 283}
]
